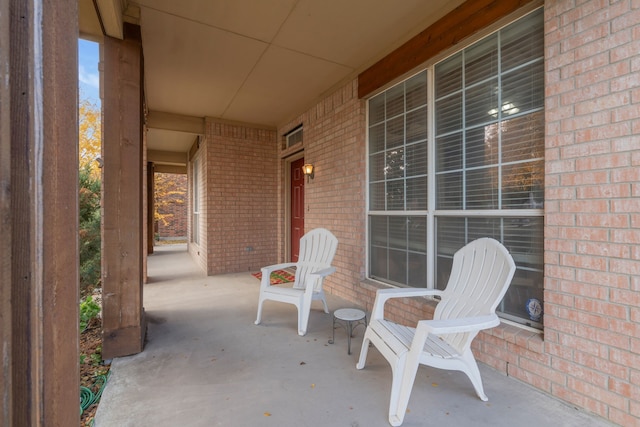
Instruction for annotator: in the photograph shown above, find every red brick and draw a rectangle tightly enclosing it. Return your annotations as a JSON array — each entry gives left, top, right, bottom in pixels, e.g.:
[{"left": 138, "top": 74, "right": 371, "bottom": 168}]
[
  {"left": 559, "top": 170, "right": 609, "bottom": 185},
  {"left": 574, "top": 350, "right": 629, "bottom": 380},
  {"left": 558, "top": 226, "right": 609, "bottom": 242},
  {"left": 568, "top": 377, "right": 628, "bottom": 410},
  {"left": 576, "top": 269, "right": 630, "bottom": 289},
  {"left": 576, "top": 153, "right": 630, "bottom": 171},
  {"left": 574, "top": 297, "right": 628, "bottom": 319},
  {"left": 576, "top": 213, "right": 630, "bottom": 228},
  {"left": 577, "top": 241, "right": 631, "bottom": 258}
]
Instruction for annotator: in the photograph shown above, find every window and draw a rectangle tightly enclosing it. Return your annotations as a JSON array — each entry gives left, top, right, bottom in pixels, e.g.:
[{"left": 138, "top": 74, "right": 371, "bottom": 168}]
[
  {"left": 285, "top": 125, "right": 303, "bottom": 148},
  {"left": 367, "top": 9, "right": 544, "bottom": 328},
  {"left": 192, "top": 157, "right": 200, "bottom": 245}
]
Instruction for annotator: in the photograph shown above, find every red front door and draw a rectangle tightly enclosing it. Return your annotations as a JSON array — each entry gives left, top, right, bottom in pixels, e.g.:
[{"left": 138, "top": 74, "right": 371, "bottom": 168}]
[{"left": 290, "top": 158, "right": 305, "bottom": 262}]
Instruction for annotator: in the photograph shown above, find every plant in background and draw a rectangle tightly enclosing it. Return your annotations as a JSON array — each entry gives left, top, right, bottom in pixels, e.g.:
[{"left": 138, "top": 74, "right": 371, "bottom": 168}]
[
  {"left": 90, "top": 347, "right": 102, "bottom": 366},
  {"left": 154, "top": 172, "right": 186, "bottom": 228},
  {"left": 79, "top": 97, "right": 102, "bottom": 296},
  {"left": 79, "top": 165, "right": 101, "bottom": 294},
  {"left": 80, "top": 295, "right": 101, "bottom": 332}
]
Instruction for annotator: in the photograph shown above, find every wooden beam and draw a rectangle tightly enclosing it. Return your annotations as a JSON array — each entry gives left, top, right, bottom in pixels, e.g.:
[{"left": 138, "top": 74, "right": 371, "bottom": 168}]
[
  {"left": 188, "top": 136, "right": 201, "bottom": 161},
  {"left": 102, "top": 23, "right": 146, "bottom": 359},
  {"left": 154, "top": 164, "right": 188, "bottom": 174},
  {"left": 147, "top": 163, "right": 155, "bottom": 255},
  {"left": 95, "top": 0, "right": 123, "bottom": 38},
  {"left": 147, "top": 110, "right": 205, "bottom": 134},
  {"left": 4, "top": 0, "right": 79, "bottom": 425},
  {"left": 0, "top": 0, "right": 11, "bottom": 424},
  {"left": 147, "top": 149, "right": 188, "bottom": 165},
  {"left": 358, "top": 0, "right": 537, "bottom": 98},
  {"left": 42, "top": 0, "right": 80, "bottom": 423}
]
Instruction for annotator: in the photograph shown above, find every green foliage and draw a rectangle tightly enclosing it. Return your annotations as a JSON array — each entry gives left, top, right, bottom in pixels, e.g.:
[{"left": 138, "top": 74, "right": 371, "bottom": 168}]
[
  {"left": 80, "top": 295, "right": 101, "bottom": 332},
  {"left": 79, "top": 165, "right": 101, "bottom": 293},
  {"left": 90, "top": 347, "right": 102, "bottom": 366}
]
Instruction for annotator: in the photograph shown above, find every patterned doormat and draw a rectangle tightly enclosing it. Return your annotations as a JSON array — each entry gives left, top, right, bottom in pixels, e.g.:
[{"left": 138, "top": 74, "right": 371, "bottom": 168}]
[{"left": 252, "top": 269, "right": 295, "bottom": 285}]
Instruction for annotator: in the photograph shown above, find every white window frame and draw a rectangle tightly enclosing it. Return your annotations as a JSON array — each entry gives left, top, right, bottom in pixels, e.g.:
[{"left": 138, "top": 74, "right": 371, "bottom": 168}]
[
  {"left": 366, "top": 8, "right": 545, "bottom": 328},
  {"left": 191, "top": 157, "right": 200, "bottom": 245}
]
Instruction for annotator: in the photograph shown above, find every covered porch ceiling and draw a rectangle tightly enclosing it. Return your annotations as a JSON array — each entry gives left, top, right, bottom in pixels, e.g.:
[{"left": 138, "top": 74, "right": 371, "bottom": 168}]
[{"left": 79, "top": 0, "right": 465, "bottom": 156}]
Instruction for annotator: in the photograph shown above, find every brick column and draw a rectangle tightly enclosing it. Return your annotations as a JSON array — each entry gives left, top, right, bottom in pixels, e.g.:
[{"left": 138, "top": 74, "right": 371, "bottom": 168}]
[{"left": 545, "top": 2, "right": 640, "bottom": 425}]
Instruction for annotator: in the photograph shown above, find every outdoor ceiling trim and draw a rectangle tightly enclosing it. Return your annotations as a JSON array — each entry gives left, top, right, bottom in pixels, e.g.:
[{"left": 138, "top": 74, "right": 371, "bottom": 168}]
[
  {"left": 147, "top": 150, "right": 188, "bottom": 165},
  {"left": 147, "top": 110, "right": 205, "bottom": 135},
  {"left": 154, "top": 164, "right": 187, "bottom": 174},
  {"left": 357, "top": 0, "right": 538, "bottom": 98},
  {"left": 95, "top": 0, "right": 123, "bottom": 38}
]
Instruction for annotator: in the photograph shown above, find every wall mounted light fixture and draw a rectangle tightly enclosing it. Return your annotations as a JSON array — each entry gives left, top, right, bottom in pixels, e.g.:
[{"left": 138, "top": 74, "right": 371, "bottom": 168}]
[{"left": 302, "top": 163, "right": 314, "bottom": 182}]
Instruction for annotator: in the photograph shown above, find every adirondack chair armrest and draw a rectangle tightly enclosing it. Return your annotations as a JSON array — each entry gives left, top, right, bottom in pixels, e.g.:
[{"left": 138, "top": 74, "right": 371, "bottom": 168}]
[
  {"left": 371, "top": 288, "right": 444, "bottom": 319},
  {"left": 416, "top": 314, "right": 500, "bottom": 335},
  {"left": 308, "top": 266, "right": 336, "bottom": 278},
  {"left": 260, "top": 263, "right": 297, "bottom": 288},
  {"left": 304, "top": 267, "right": 336, "bottom": 296}
]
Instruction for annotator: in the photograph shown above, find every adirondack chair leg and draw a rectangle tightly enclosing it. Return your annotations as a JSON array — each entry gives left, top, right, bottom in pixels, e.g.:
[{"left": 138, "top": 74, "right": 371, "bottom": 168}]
[
  {"left": 387, "top": 354, "right": 415, "bottom": 427},
  {"left": 254, "top": 298, "right": 264, "bottom": 325},
  {"left": 320, "top": 295, "right": 329, "bottom": 313},
  {"left": 356, "top": 331, "right": 371, "bottom": 369},
  {"left": 298, "top": 302, "right": 309, "bottom": 336},
  {"left": 460, "top": 349, "right": 488, "bottom": 401}
]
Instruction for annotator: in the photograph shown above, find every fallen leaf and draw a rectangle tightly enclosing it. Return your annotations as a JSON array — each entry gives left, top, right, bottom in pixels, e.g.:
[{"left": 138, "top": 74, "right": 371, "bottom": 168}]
[
  {"left": 300, "top": 361, "right": 306, "bottom": 365},
  {"left": 311, "top": 383, "right": 315, "bottom": 388},
  {"left": 431, "top": 382, "right": 438, "bottom": 387},
  {"left": 264, "top": 412, "right": 271, "bottom": 417}
]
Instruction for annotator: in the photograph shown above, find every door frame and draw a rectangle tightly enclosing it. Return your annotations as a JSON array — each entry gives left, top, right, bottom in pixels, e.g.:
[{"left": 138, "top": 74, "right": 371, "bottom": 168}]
[{"left": 284, "top": 151, "right": 304, "bottom": 262}]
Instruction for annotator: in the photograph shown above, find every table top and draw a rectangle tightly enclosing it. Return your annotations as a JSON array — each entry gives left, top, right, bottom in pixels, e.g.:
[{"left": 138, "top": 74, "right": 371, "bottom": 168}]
[{"left": 334, "top": 308, "right": 366, "bottom": 321}]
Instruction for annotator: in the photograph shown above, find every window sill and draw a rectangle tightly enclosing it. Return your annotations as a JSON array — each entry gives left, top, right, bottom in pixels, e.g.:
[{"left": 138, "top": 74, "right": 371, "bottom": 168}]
[{"left": 486, "top": 320, "right": 544, "bottom": 354}]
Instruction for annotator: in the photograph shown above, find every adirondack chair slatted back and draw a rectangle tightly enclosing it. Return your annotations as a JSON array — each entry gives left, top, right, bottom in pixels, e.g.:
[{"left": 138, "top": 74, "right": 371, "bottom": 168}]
[
  {"left": 435, "top": 238, "right": 516, "bottom": 352},
  {"left": 293, "top": 228, "right": 338, "bottom": 292}
]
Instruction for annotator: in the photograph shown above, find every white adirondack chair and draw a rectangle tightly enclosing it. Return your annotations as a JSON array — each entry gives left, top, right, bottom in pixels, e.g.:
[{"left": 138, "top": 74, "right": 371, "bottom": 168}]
[
  {"left": 255, "top": 228, "right": 338, "bottom": 336},
  {"left": 357, "top": 237, "right": 516, "bottom": 426}
]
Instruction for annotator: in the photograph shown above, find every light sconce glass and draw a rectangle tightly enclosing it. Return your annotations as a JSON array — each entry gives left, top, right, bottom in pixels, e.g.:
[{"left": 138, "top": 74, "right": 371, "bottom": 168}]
[{"left": 302, "top": 163, "right": 314, "bottom": 182}]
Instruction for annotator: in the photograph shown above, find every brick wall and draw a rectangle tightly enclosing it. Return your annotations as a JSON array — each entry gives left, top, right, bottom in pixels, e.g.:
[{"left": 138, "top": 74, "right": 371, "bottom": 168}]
[
  {"left": 543, "top": 2, "right": 640, "bottom": 425},
  {"left": 278, "top": 80, "right": 368, "bottom": 303},
  {"left": 204, "top": 120, "right": 278, "bottom": 275},
  {"left": 272, "top": 3, "right": 640, "bottom": 426},
  {"left": 185, "top": 2, "right": 638, "bottom": 424}
]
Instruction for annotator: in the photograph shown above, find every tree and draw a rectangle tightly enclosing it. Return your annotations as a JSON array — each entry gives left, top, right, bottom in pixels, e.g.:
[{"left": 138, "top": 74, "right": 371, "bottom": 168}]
[
  {"left": 79, "top": 165, "right": 101, "bottom": 292},
  {"left": 154, "top": 173, "right": 187, "bottom": 235},
  {"left": 79, "top": 98, "right": 102, "bottom": 176},
  {"left": 78, "top": 98, "right": 102, "bottom": 292}
]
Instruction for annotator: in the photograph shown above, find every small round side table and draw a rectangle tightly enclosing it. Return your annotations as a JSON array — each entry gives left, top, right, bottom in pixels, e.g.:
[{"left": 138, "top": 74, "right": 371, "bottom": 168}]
[{"left": 328, "top": 308, "right": 367, "bottom": 355}]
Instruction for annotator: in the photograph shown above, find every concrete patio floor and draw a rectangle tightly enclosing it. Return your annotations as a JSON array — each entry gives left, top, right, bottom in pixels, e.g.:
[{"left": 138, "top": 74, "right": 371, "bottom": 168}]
[{"left": 94, "top": 244, "right": 615, "bottom": 427}]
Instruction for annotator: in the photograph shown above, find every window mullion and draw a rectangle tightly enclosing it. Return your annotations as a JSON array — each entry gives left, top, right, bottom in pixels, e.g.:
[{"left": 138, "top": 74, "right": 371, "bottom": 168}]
[
  {"left": 461, "top": 49, "right": 467, "bottom": 211},
  {"left": 497, "top": 29, "right": 503, "bottom": 211},
  {"left": 426, "top": 68, "right": 436, "bottom": 289}
]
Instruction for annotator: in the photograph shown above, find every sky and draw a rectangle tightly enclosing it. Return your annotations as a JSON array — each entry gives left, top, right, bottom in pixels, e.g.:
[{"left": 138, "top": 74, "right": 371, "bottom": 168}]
[{"left": 78, "top": 39, "right": 100, "bottom": 105}]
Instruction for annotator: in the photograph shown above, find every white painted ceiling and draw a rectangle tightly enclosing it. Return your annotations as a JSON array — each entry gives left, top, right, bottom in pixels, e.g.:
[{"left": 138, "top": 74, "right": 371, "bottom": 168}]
[{"left": 80, "top": 0, "right": 465, "bottom": 155}]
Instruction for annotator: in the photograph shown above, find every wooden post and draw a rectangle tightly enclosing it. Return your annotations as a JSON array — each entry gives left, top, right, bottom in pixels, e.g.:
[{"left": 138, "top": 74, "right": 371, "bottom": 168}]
[
  {"left": 148, "top": 162, "right": 155, "bottom": 256},
  {"left": 0, "top": 1, "right": 11, "bottom": 425},
  {"left": 102, "top": 23, "right": 146, "bottom": 359},
  {"left": 2, "top": 0, "right": 79, "bottom": 425}
]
